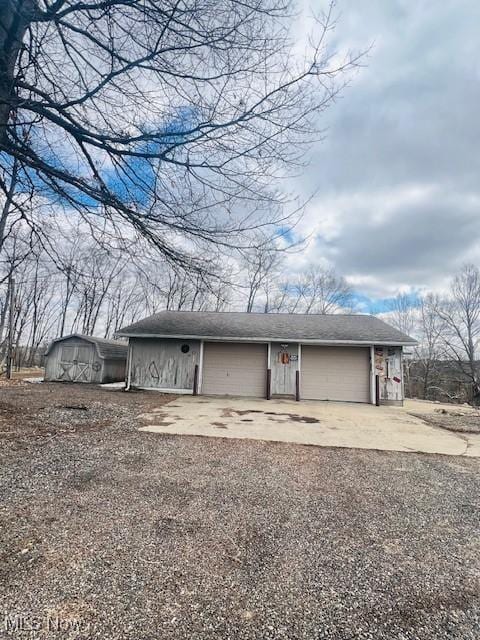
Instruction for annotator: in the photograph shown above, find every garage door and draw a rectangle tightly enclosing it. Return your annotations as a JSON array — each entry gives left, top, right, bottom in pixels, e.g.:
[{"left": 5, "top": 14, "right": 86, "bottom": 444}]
[
  {"left": 202, "top": 342, "right": 267, "bottom": 397},
  {"left": 301, "top": 346, "right": 370, "bottom": 403}
]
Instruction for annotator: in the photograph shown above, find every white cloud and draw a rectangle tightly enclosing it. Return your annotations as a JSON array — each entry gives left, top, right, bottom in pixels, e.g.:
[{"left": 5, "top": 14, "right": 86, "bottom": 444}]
[{"left": 284, "top": 0, "right": 480, "bottom": 302}]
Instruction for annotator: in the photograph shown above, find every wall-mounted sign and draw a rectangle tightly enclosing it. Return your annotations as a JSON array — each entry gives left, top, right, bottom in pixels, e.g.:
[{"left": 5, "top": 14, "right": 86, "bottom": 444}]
[
  {"left": 374, "top": 347, "right": 385, "bottom": 374},
  {"left": 289, "top": 354, "right": 298, "bottom": 361}
]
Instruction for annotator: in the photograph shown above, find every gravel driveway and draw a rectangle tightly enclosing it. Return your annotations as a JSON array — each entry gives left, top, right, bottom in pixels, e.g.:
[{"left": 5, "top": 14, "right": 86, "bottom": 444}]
[{"left": 1, "top": 383, "right": 479, "bottom": 639}]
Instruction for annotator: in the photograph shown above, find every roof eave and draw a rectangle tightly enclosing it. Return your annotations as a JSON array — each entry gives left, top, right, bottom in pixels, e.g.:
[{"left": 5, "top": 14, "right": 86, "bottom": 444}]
[
  {"left": 45, "top": 333, "right": 128, "bottom": 359},
  {"left": 116, "top": 332, "right": 417, "bottom": 347}
]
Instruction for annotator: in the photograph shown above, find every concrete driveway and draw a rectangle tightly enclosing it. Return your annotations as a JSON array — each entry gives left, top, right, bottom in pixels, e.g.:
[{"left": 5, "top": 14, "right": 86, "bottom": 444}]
[{"left": 138, "top": 396, "right": 480, "bottom": 457}]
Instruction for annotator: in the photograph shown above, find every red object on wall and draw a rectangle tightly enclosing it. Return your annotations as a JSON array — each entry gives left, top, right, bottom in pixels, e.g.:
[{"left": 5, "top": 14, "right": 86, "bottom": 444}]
[{"left": 393, "top": 376, "right": 401, "bottom": 383}]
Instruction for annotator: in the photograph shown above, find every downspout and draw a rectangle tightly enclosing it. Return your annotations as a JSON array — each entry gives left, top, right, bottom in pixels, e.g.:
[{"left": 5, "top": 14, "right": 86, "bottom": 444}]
[
  {"left": 125, "top": 340, "right": 133, "bottom": 391},
  {"left": 400, "top": 347, "right": 405, "bottom": 405},
  {"left": 266, "top": 342, "right": 272, "bottom": 400},
  {"left": 296, "top": 343, "right": 302, "bottom": 401},
  {"left": 370, "top": 345, "right": 376, "bottom": 405},
  {"left": 198, "top": 340, "right": 204, "bottom": 394}
]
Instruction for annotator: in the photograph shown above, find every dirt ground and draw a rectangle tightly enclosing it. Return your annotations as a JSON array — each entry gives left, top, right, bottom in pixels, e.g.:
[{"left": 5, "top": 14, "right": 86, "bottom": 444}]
[
  {"left": 0, "top": 380, "right": 173, "bottom": 441},
  {"left": 407, "top": 405, "right": 480, "bottom": 434},
  {"left": 1, "top": 382, "right": 479, "bottom": 639}
]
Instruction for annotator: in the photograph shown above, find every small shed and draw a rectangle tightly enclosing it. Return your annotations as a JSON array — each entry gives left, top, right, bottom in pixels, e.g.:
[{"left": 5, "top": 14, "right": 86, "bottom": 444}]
[{"left": 44, "top": 334, "right": 127, "bottom": 384}]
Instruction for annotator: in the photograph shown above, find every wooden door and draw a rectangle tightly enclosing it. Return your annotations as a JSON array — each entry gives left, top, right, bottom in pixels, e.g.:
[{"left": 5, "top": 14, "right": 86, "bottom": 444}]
[
  {"left": 58, "top": 343, "right": 93, "bottom": 382},
  {"left": 271, "top": 343, "right": 298, "bottom": 396}
]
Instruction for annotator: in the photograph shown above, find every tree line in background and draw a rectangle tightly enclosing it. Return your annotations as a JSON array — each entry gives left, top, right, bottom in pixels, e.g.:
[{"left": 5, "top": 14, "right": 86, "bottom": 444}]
[
  {"left": 0, "top": 221, "right": 353, "bottom": 369},
  {"left": 387, "top": 264, "right": 480, "bottom": 405},
  {"left": 2, "top": 3, "right": 477, "bottom": 403},
  {"left": 1, "top": 220, "right": 480, "bottom": 406}
]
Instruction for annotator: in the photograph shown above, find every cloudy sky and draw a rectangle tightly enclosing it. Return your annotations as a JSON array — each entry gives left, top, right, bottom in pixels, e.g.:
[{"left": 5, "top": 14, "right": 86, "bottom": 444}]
[{"left": 289, "top": 0, "right": 480, "bottom": 311}]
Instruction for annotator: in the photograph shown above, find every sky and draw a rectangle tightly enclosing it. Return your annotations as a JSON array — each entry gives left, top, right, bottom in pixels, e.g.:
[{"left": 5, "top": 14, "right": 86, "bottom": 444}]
[{"left": 287, "top": 0, "right": 480, "bottom": 311}]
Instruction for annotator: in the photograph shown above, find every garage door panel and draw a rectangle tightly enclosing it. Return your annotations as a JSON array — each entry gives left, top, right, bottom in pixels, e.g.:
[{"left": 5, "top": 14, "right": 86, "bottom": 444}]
[
  {"left": 301, "top": 346, "right": 370, "bottom": 403},
  {"left": 202, "top": 342, "right": 267, "bottom": 397}
]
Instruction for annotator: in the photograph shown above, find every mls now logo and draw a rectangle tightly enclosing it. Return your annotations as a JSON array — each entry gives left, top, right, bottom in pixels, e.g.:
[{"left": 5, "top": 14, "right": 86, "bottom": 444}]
[
  {"left": 3, "top": 615, "right": 42, "bottom": 632},
  {"left": 3, "top": 614, "right": 90, "bottom": 633},
  {"left": 46, "top": 616, "right": 89, "bottom": 633}
]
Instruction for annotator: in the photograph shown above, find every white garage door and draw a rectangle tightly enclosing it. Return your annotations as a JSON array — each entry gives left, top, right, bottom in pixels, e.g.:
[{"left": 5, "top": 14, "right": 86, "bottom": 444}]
[
  {"left": 202, "top": 342, "right": 267, "bottom": 397},
  {"left": 301, "top": 346, "right": 370, "bottom": 403}
]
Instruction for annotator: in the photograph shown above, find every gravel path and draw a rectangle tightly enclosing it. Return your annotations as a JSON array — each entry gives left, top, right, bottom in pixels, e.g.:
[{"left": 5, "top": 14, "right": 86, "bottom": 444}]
[{"left": 1, "top": 383, "right": 479, "bottom": 639}]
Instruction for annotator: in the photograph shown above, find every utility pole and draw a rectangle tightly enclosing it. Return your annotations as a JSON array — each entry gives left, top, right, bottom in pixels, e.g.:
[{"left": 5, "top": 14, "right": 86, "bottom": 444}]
[{"left": 6, "top": 276, "right": 15, "bottom": 379}]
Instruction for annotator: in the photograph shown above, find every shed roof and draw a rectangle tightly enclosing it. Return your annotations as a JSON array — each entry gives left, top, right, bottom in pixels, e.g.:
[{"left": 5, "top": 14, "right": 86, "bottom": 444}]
[
  {"left": 118, "top": 311, "right": 417, "bottom": 346},
  {"left": 45, "top": 334, "right": 128, "bottom": 359}
]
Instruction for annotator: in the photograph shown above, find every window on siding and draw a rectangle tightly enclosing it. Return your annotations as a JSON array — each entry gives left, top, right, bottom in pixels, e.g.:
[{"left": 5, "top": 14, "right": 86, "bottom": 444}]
[
  {"left": 77, "top": 345, "right": 92, "bottom": 363},
  {"left": 60, "top": 345, "right": 75, "bottom": 362}
]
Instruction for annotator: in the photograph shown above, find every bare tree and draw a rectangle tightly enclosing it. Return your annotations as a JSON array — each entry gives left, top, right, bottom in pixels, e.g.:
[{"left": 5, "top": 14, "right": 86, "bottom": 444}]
[
  {"left": 406, "top": 293, "right": 444, "bottom": 400},
  {"left": 0, "top": 235, "right": 59, "bottom": 368},
  {"left": 103, "top": 272, "right": 145, "bottom": 337},
  {"left": 18, "top": 261, "right": 59, "bottom": 366},
  {"left": 0, "top": 0, "right": 362, "bottom": 269},
  {"left": 0, "top": 225, "right": 37, "bottom": 359},
  {"left": 241, "top": 242, "right": 281, "bottom": 312},
  {"left": 293, "top": 266, "right": 352, "bottom": 314},
  {"left": 386, "top": 292, "right": 417, "bottom": 337},
  {"left": 69, "top": 249, "right": 126, "bottom": 335},
  {"left": 434, "top": 264, "right": 480, "bottom": 403},
  {"left": 267, "top": 265, "right": 352, "bottom": 314},
  {"left": 55, "top": 226, "right": 86, "bottom": 337},
  {"left": 417, "top": 294, "right": 443, "bottom": 398},
  {"left": 0, "top": 157, "right": 19, "bottom": 255}
]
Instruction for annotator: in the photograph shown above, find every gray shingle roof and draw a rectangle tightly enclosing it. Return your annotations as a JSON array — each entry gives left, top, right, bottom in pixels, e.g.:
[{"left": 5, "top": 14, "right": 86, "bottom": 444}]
[
  {"left": 118, "top": 311, "right": 417, "bottom": 345},
  {"left": 45, "top": 334, "right": 128, "bottom": 359}
]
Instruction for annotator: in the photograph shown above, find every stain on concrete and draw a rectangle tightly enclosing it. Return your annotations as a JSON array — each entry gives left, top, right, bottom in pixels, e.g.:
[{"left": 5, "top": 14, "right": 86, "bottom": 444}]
[
  {"left": 221, "top": 408, "right": 264, "bottom": 418},
  {"left": 287, "top": 414, "right": 320, "bottom": 424},
  {"left": 220, "top": 408, "right": 319, "bottom": 424},
  {"left": 266, "top": 412, "right": 320, "bottom": 424},
  {"left": 140, "top": 397, "right": 480, "bottom": 457}
]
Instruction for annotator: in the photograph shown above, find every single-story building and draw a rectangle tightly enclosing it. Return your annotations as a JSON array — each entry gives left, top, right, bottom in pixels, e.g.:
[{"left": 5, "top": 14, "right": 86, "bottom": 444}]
[
  {"left": 118, "top": 311, "right": 417, "bottom": 405},
  {"left": 44, "top": 334, "right": 128, "bottom": 384}
]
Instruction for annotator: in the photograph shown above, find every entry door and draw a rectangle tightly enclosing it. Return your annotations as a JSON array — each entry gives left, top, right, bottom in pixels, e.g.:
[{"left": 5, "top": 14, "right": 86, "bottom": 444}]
[
  {"left": 271, "top": 343, "right": 298, "bottom": 395},
  {"left": 58, "top": 343, "right": 93, "bottom": 382}
]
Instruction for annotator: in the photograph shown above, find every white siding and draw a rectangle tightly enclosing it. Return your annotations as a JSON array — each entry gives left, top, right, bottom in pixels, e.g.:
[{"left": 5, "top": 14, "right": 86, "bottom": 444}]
[
  {"left": 202, "top": 342, "right": 267, "bottom": 397},
  {"left": 301, "top": 346, "right": 370, "bottom": 403}
]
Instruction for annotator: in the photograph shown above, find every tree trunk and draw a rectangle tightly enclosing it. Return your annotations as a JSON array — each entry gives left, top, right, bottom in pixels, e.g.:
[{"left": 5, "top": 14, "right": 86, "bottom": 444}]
[
  {"left": 0, "top": 0, "right": 35, "bottom": 143},
  {"left": 422, "top": 362, "right": 430, "bottom": 400},
  {"left": 0, "top": 156, "right": 18, "bottom": 253}
]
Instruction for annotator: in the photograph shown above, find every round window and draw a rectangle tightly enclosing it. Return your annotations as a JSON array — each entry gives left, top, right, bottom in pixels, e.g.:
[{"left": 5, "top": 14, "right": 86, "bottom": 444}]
[{"left": 181, "top": 344, "right": 190, "bottom": 354}]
